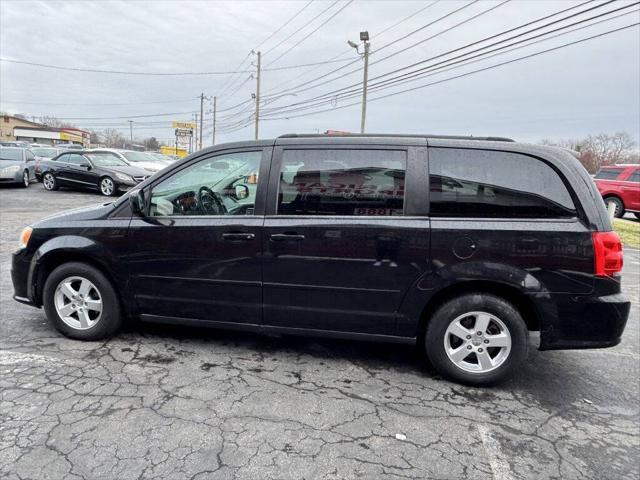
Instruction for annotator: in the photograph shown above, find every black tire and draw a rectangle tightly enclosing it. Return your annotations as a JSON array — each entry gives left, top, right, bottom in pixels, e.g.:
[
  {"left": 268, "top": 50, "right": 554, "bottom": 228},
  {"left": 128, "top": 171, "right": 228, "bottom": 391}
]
[
  {"left": 634, "top": 213, "right": 640, "bottom": 221},
  {"left": 425, "top": 293, "right": 529, "bottom": 386},
  {"left": 604, "top": 196, "right": 624, "bottom": 218},
  {"left": 20, "top": 170, "right": 29, "bottom": 188},
  {"left": 99, "top": 176, "right": 118, "bottom": 196},
  {"left": 42, "top": 172, "right": 59, "bottom": 191},
  {"left": 43, "top": 262, "right": 122, "bottom": 340}
]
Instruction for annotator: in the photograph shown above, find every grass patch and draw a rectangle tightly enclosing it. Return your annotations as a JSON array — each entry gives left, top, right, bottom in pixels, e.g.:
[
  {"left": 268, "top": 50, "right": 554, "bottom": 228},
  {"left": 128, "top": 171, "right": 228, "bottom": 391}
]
[{"left": 614, "top": 218, "right": 640, "bottom": 249}]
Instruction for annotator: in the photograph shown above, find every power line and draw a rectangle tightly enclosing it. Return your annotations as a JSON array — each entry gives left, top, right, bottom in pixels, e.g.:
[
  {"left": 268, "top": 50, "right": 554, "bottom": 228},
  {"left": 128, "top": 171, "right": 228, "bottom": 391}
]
[
  {"left": 259, "top": 0, "right": 624, "bottom": 115},
  {"left": 52, "top": 111, "right": 198, "bottom": 120},
  {"left": 265, "top": 0, "right": 355, "bottom": 67},
  {"left": 255, "top": 0, "right": 315, "bottom": 50},
  {"left": 261, "top": 22, "right": 639, "bottom": 122},
  {"left": 263, "top": 0, "right": 340, "bottom": 57},
  {"left": 0, "top": 97, "right": 199, "bottom": 106}
]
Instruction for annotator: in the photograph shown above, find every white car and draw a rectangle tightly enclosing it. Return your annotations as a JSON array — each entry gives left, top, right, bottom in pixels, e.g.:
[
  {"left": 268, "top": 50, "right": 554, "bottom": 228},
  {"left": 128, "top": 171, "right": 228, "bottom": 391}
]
[{"left": 87, "top": 149, "right": 167, "bottom": 174}]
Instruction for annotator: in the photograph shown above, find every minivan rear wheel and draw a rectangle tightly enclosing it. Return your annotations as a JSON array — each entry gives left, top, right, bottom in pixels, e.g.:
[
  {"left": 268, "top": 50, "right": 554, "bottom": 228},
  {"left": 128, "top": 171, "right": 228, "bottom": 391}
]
[
  {"left": 425, "top": 293, "right": 528, "bottom": 386},
  {"left": 43, "top": 262, "right": 122, "bottom": 340}
]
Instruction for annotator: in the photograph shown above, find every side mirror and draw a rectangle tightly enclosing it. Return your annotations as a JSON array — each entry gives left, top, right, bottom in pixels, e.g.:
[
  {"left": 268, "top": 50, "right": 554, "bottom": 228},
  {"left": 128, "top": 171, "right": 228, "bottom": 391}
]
[
  {"left": 80, "top": 163, "right": 91, "bottom": 170},
  {"left": 235, "top": 184, "right": 249, "bottom": 200},
  {"left": 129, "top": 189, "right": 146, "bottom": 216}
]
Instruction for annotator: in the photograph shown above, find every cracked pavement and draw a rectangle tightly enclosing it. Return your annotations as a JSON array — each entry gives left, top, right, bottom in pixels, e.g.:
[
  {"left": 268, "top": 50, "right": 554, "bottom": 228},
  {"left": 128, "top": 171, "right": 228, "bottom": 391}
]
[{"left": 1, "top": 185, "right": 638, "bottom": 480}]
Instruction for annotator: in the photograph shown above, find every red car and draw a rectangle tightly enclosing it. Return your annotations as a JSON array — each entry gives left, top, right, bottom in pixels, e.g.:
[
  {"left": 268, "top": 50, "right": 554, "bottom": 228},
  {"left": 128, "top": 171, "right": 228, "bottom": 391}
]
[{"left": 594, "top": 164, "right": 640, "bottom": 219}]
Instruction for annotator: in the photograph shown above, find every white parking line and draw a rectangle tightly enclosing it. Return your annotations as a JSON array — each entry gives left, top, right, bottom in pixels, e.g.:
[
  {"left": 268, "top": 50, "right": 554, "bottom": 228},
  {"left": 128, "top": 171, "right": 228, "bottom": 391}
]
[{"left": 477, "top": 424, "right": 514, "bottom": 480}]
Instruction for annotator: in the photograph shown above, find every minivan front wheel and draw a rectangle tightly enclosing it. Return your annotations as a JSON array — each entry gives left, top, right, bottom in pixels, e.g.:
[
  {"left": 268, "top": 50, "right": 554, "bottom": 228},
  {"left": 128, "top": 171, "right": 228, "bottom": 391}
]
[
  {"left": 43, "top": 262, "right": 122, "bottom": 340},
  {"left": 425, "top": 293, "right": 528, "bottom": 386}
]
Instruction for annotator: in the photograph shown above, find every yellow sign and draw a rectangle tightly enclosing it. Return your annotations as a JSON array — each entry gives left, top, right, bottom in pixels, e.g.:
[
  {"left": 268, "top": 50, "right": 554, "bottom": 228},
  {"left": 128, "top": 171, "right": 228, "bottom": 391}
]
[
  {"left": 160, "top": 145, "right": 188, "bottom": 158},
  {"left": 171, "top": 121, "right": 196, "bottom": 130},
  {"left": 60, "top": 131, "right": 83, "bottom": 142}
]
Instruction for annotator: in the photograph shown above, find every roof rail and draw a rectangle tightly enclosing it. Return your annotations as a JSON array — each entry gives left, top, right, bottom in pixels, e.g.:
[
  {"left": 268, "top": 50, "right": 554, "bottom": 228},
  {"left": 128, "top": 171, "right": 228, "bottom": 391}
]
[{"left": 277, "top": 133, "right": 515, "bottom": 142}]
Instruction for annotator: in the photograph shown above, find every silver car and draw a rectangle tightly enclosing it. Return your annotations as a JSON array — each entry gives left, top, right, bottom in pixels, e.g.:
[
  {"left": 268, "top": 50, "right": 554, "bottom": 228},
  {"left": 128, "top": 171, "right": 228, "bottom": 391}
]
[{"left": 0, "top": 147, "right": 37, "bottom": 187}]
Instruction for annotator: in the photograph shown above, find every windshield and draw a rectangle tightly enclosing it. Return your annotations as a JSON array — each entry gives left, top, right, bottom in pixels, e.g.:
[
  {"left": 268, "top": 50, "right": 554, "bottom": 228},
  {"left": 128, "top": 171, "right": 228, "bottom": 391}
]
[
  {"left": 32, "top": 148, "right": 59, "bottom": 157},
  {"left": 85, "top": 153, "right": 128, "bottom": 167},
  {"left": 122, "top": 151, "right": 154, "bottom": 162},
  {"left": 0, "top": 149, "right": 23, "bottom": 161}
]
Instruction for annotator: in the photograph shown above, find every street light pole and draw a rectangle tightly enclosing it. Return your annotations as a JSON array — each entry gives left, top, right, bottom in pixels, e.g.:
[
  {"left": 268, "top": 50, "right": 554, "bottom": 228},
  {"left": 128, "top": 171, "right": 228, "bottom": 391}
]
[
  {"left": 360, "top": 40, "right": 370, "bottom": 134},
  {"left": 254, "top": 51, "right": 261, "bottom": 140},
  {"left": 348, "top": 31, "right": 370, "bottom": 134}
]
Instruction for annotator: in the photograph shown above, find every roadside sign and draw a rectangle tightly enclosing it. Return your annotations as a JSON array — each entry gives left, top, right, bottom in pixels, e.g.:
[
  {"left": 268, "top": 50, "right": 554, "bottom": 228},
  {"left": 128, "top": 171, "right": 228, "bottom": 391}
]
[{"left": 172, "top": 121, "right": 196, "bottom": 130}]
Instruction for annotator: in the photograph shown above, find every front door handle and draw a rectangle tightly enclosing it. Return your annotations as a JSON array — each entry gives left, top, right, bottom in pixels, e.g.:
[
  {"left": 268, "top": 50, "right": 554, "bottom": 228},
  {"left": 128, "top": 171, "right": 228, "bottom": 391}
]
[
  {"left": 221, "top": 232, "right": 255, "bottom": 241},
  {"left": 270, "top": 233, "right": 305, "bottom": 241}
]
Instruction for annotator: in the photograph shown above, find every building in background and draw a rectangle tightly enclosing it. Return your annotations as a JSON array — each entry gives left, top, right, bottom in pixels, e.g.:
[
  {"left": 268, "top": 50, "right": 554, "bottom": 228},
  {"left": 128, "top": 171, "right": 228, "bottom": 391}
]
[{"left": 0, "top": 116, "right": 89, "bottom": 147}]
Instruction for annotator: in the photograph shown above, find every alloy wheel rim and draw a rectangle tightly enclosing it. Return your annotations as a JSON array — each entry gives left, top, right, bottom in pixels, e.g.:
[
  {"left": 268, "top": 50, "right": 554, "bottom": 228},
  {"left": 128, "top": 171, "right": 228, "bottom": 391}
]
[
  {"left": 44, "top": 174, "right": 54, "bottom": 190},
  {"left": 443, "top": 311, "right": 511, "bottom": 373},
  {"left": 54, "top": 276, "right": 103, "bottom": 330},
  {"left": 23, "top": 171, "right": 29, "bottom": 186},
  {"left": 101, "top": 178, "right": 113, "bottom": 195},
  {"left": 606, "top": 199, "right": 620, "bottom": 215}
]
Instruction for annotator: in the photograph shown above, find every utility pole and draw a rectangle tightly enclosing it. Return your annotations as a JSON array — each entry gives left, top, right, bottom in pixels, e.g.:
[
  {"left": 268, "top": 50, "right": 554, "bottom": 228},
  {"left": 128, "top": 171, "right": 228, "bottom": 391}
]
[
  {"left": 254, "top": 51, "right": 261, "bottom": 140},
  {"left": 128, "top": 120, "right": 133, "bottom": 144},
  {"left": 212, "top": 96, "right": 217, "bottom": 146},
  {"left": 193, "top": 112, "right": 198, "bottom": 153},
  {"left": 348, "top": 31, "right": 370, "bottom": 133},
  {"left": 199, "top": 92, "right": 204, "bottom": 150}
]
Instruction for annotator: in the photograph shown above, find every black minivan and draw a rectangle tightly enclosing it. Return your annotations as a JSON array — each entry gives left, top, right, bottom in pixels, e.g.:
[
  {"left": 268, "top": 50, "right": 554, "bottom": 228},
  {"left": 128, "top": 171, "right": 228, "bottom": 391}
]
[{"left": 11, "top": 134, "right": 630, "bottom": 385}]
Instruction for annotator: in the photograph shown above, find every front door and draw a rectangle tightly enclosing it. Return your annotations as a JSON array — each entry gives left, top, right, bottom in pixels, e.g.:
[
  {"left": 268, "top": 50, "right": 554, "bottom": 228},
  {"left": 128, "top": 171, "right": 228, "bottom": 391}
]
[
  {"left": 125, "top": 148, "right": 269, "bottom": 326},
  {"left": 262, "top": 145, "right": 430, "bottom": 336},
  {"left": 65, "top": 153, "right": 98, "bottom": 187}
]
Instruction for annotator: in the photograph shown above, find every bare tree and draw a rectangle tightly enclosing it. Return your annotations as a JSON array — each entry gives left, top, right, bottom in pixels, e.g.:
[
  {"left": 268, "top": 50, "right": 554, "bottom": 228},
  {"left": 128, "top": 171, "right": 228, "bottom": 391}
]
[
  {"left": 541, "top": 132, "right": 637, "bottom": 173},
  {"left": 39, "top": 115, "right": 77, "bottom": 129},
  {"left": 101, "top": 128, "right": 126, "bottom": 148}
]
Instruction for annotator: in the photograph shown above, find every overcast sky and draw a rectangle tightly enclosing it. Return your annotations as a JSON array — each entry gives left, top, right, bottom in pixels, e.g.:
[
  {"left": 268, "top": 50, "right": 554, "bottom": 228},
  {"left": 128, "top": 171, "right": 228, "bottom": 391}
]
[{"left": 1, "top": 0, "right": 639, "bottom": 146}]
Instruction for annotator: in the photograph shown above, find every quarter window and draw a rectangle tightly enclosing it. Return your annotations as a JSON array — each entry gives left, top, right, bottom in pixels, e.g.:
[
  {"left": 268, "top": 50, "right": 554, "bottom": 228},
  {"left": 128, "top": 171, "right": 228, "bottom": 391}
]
[
  {"left": 595, "top": 169, "right": 623, "bottom": 180},
  {"left": 277, "top": 149, "right": 406, "bottom": 216},
  {"left": 66, "top": 154, "right": 86, "bottom": 165},
  {"left": 149, "top": 150, "right": 261, "bottom": 217},
  {"left": 429, "top": 149, "right": 576, "bottom": 218}
]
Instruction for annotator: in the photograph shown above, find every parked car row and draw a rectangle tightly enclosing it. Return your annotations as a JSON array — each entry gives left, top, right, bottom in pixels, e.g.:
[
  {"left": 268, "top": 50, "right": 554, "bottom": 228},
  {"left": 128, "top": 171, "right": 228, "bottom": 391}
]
[
  {"left": 36, "top": 149, "right": 177, "bottom": 196},
  {"left": 593, "top": 164, "right": 640, "bottom": 219},
  {"left": 0, "top": 146, "right": 37, "bottom": 187}
]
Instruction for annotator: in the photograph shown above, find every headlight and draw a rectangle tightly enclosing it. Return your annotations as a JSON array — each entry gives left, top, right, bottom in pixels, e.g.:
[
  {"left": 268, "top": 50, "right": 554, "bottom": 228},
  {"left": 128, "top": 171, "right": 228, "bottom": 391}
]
[
  {"left": 2, "top": 165, "right": 20, "bottom": 174},
  {"left": 114, "top": 172, "right": 134, "bottom": 182},
  {"left": 19, "top": 226, "right": 32, "bottom": 249}
]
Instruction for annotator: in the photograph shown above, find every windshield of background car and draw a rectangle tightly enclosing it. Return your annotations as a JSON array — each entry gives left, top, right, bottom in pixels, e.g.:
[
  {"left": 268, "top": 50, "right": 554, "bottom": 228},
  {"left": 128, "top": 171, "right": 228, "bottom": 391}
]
[
  {"left": 32, "top": 148, "right": 59, "bottom": 158},
  {"left": 85, "top": 152, "right": 129, "bottom": 167},
  {"left": 123, "top": 151, "right": 154, "bottom": 162},
  {"left": 0, "top": 148, "right": 23, "bottom": 161}
]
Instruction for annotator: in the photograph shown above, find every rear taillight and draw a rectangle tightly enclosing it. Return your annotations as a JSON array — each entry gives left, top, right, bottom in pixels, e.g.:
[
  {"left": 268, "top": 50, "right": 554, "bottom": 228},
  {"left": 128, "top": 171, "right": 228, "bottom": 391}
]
[{"left": 592, "top": 231, "right": 623, "bottom": 277}]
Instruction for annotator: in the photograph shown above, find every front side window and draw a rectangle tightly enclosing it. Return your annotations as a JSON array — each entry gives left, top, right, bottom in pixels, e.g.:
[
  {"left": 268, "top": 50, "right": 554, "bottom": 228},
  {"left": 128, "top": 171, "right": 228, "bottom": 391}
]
[
  {"left": 66, "top": 154, "right": 87, "bottom": 165},
  {"left": 149, "top": 150, "right": 261, "bottom": 217},
  {"left": 429, "top": 149, "right": 576, "bottom": 218},
  {"left": 277, "top": 149, "right": 406, "bottom": 216},
  {"left": 595, "top": 169, "right": 623, "bottom": 180}
]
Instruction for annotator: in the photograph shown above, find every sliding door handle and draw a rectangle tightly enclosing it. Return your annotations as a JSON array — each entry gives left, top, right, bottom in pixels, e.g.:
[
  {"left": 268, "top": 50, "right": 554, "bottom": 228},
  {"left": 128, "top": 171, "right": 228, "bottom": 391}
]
[{"left": 270, "top": 233, "right": 305, "bottom": 241}]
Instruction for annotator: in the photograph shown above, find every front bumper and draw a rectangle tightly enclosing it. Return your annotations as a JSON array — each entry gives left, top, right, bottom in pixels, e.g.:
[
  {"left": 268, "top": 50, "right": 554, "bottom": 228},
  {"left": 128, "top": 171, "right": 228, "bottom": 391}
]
[
  {"left": 0, "top": 171, "right": 23, "bottom": 183},
  {"left": 539, "top": 292, "right": 630, "bottom": 350},
  {"left": 11, "top": 248, "right": 36, "bottom": 306}
]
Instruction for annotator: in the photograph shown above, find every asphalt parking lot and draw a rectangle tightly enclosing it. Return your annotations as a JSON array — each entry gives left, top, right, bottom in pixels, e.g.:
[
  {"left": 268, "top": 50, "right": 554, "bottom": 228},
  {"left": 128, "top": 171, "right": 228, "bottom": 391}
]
[{"left": 1, "top": 183, "right": 638, "bottom": 480}]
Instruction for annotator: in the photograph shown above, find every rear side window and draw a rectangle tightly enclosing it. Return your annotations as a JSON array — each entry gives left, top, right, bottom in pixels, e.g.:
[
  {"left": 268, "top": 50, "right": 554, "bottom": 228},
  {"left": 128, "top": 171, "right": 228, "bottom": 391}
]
[
  {"left": 55, "top": 154, "right": 70, "bottom": 163},
  {"left": 626, "top": 170, "right": 640, "bottom": 182},
  {"left": 277, "top": 149, "right": 406, "bottom": 216},
  {"left": 429, "top": 148, "right": 576, "bottom": 218},
  {"left": 595, "top": 169, "right": 623, "bottom": 180}
]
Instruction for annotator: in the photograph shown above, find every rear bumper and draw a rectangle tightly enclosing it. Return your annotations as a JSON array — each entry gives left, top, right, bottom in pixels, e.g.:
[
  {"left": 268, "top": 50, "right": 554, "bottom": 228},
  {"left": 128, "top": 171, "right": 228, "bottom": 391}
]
[{"left": 539, "top": 292, "right": 630, "bottom": 350}]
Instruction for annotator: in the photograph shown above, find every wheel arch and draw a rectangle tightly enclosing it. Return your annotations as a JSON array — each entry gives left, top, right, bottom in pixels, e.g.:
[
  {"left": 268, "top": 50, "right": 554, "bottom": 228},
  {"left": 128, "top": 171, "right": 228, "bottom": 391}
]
[
  {"left": 416, "top": 280, "right": 541, "bottom": 341},
  {"left": 33, "top": 249, "right": 128, "bottom": 317}
]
